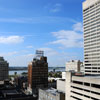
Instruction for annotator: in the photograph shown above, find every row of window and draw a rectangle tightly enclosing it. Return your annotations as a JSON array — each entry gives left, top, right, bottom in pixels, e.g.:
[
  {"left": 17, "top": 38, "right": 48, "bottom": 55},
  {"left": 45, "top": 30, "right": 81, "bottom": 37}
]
[
  {"left": 84, "top": 53, "right": 100, "bottom": 57},
  {"left": 84, "top": 41, "right": 100, "bottom": 47},
  {"left": 85, "top": 70, "right": 100, "bottom": 73},
  {"left": 71, "top": 86, "right": 100, "bottom": 100},
  {"left": 83, "top": 2, "right": 100, "bottom": 13},
  {"left": 84, "top": 42, "right": 100, "bottom": 48},
  {"left": 84, "top": 29, "right": 100, "bottom": 35},
  {"left": 85, "top": 60, "right": 100, "bottom": 63},
  {"left": 84, "top": 29, "right": 100, "bottom": 36},
  {"left": 84, "top": 37, "right": 100, "bottom": 42},
  {"left": 84, "top": 25, "right": 100, "bottom": 33},
  {"left": 71, "top": 90, "right": 99, "bottom": 100},
  {"left": 84, "top": 22, "right": 100, "bottom": 31},
  {"left": 85, "top": 67, "right": 100, "bottom": 69},
  {"left": 83, "top": 10, "right": 100, "bottom": 20},
  {"left": 84, "top": 21, "right": 100, "bottom": 29},
  {"left": 85, "top": 64, "right": 100, "bottom": 66},
  {"left": 72, "top": 81, "right": 100, "bottom": 88},
  {"left": 85, "top": 57, "right": 100, "bottom": 60},
  {"left": 84, "top": 27, "right": 100, "bottom": 33},
  {"left": 84, "top": 46, "right": 100, "bottom": 51}
]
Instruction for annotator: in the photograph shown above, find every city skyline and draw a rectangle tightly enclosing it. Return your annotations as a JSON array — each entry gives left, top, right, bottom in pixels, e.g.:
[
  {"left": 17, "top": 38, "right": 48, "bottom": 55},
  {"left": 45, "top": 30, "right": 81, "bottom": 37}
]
[{"left": 0, "top": 0, "right": 84, "bottom": 66}]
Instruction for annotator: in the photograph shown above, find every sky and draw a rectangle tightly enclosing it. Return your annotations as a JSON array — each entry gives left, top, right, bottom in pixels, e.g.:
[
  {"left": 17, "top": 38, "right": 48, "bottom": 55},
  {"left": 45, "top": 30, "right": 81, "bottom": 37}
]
[{"left": 0, "top": 0, "right": 85, "bottom": 67}]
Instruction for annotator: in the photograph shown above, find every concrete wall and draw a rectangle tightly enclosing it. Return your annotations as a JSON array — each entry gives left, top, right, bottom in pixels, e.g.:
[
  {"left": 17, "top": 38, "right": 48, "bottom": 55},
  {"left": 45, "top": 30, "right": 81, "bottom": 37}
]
[
  {"left": 65, "top": 72, "right": 71, "bottom": 100},
  {"left": 57, "top": 79, "right": 65, "bottom": 93}
]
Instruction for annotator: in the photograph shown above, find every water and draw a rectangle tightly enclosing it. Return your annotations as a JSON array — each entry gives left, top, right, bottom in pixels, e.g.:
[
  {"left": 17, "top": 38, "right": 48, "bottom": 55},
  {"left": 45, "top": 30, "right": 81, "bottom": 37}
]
[
  {"left": 9, "top": 70, "right": 27, "bottom": 75},
  {"left": 9, "top": 67, "right": 65, "bottom": 75}
]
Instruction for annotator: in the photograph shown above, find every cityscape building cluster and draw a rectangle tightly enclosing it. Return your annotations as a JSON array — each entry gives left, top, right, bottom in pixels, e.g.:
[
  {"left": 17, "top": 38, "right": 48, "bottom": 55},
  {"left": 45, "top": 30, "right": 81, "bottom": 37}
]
[{"left": 0, "top": 0, "right": 100, "bottom": 100}]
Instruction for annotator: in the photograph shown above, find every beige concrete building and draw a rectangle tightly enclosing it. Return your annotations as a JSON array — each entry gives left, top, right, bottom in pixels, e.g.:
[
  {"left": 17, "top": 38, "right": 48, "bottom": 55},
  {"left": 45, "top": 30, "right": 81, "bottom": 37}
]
[
  {"left": 66, "top": 60, "right": 83, "bottom": 72},
  {"left": 39, "top": 88, "right": 65, "bottom": 100},
  {"left": 0, "top": 57, "right": 9, "bottom": 81},
  {"left": 66, "top": 72, "right": 100, "bottom": 100},
  {"left": 83, "top": 0, "right": 100, "bottom": 75},
  {"left": 57, "top": 79, "right": 65, "bottom": 93}
]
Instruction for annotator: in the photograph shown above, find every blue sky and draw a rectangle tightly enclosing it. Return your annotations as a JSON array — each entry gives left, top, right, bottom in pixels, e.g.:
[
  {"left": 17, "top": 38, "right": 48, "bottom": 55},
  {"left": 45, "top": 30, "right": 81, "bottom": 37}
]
[{"left": 0, "top": 0, "right": 85, "bottom": 66}]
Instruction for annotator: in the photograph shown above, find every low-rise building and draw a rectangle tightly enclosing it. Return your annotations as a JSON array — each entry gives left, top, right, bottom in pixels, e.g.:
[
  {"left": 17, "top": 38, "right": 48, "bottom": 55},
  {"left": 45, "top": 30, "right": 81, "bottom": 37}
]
[
  {"left": 0, "top": 80, "right": 37, "bottom": 100},
  {"left": 39, "top": 88, "right": 65, "bottom": 100}
]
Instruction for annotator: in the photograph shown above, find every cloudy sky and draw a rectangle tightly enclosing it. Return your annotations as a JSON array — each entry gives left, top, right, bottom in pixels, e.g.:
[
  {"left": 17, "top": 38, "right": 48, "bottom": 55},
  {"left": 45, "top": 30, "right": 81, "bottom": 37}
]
[{"left": 0, "top": 0, "right": 85, "bottom": 67}]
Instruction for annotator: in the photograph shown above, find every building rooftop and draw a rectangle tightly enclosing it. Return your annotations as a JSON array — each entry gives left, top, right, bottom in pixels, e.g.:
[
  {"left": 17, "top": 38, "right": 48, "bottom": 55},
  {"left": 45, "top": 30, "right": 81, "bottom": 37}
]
[
  {"left": 83, "top": 0, "right": 100, "bottom": 10},
  {"left": 42, "top": 88, "right": 64, "bottom": 96},
  {"left": 73, "top": 73, "right": 100, "bottom": 79}
]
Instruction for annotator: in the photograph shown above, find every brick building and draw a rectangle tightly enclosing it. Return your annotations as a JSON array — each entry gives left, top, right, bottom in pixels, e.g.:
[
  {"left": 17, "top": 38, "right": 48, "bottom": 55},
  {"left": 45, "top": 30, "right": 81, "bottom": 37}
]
[{"left": 28, "top": 51, "right": 48, "bottom": 94}]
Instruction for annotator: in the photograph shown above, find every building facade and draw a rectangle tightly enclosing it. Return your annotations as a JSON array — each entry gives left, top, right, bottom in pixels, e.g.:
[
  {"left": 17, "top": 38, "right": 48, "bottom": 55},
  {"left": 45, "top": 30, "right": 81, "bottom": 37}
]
[
  {"left": 66, "top": 72, "right": 100, "bottom": 100},
  {"left": 83, "top": 0, "right": 100, "bottom": 75},
  {"left": 0, "top": 57, "right": 9, "bottom": 81},
  {"left": 39, "top": 88, "right": 65, "bottom": 100},
  {"left": 28, "top": 53, "right": 48, "bottom": 94},
  {"left": 66, "top": 60, "right": 83, "bottom": 72}
]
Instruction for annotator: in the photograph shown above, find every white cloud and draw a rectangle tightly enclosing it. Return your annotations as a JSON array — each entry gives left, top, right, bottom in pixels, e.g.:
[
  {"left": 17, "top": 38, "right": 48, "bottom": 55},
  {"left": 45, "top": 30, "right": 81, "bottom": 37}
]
[
  {"left": 0, "top": 36, "right": 24, "bottom": 44},
  {"left": 0, "top": 16, "right": 77, "bottom": 24},
  {"left": 73, "top": 22, "right": 83, "bottom": 32},
  {"left": 22, "top": 54, "right": 34, "bottom": 57},
  {"left": 50, "top": 3, "right": 62, "bottom": 13},
  {"left": 49, "top": 22, "right": 83, "bottom": 48},
  {"left": 26, "top": 46, "right": 34, "bottom": 49}
]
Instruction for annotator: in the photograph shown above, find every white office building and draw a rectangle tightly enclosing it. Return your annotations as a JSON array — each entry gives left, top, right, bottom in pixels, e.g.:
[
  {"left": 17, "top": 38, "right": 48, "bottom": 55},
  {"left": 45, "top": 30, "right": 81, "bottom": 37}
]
[
  {"left": 65, "top": 0, "right": 100, "bottom": 100},
  {"left": 83, "top": 0, "right": 100, "bottom": 75}
]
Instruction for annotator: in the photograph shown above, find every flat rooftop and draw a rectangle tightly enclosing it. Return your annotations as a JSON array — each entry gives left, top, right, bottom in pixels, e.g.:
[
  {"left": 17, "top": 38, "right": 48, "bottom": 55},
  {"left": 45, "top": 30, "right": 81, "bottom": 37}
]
[
  {"left": 73, "top": 74, "right": 100, "bottom": 79},
  {"left": 42, "top": 88, "right": 64, "bottom": 96}
]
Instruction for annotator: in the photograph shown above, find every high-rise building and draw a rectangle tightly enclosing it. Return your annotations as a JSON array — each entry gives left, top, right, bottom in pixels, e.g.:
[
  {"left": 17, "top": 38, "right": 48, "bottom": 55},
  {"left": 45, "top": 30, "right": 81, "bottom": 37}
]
[
  {"left": 65, "top": 0, "right": 100, "bottom": 100},
  {"left": 0, "top": 57, "right": 9, "bottom": 81},
  {"left": 28, "top": 50, "right": 48, "bottom": 94},
  {"left": 83, "top": 0, "right": 100, "bottom": 75}
]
